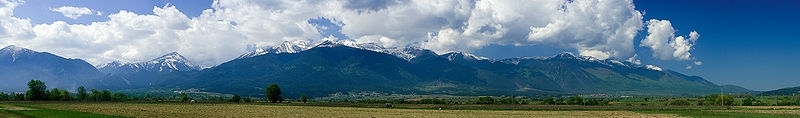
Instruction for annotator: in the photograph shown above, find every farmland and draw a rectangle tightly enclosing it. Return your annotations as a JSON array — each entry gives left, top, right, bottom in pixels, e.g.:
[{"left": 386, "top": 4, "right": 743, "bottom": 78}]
[{"left": 3, "top": 102, "right": 800, "bottom": 118}]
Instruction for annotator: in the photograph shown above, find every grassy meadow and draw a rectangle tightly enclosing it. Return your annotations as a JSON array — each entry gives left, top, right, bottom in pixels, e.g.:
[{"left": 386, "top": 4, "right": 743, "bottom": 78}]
[{"left": 2, "top": 101, "right": 800, "bottom": 118}]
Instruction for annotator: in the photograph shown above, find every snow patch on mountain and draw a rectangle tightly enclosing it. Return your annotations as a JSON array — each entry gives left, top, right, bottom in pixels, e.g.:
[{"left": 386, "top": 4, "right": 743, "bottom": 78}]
[{"left": 645, "top": 65, "right": 663, "bottom": 71}]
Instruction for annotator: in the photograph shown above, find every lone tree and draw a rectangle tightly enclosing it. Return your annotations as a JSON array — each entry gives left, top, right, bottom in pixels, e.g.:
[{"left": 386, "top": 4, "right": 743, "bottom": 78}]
[
  {"left": 266, "top": 83, "right": 282, "bottom": 103},
  {"left": 180, "top": 92, "right": 188, "bottom": 102},
  {"left": 26, "top": 80, "right": 47, "bottom": 100},
  {"left": 300, "top": 94, "right": 308, "bottom": 103},
  {"left": 230, "top": 94, "right": 241, "bottom": 102},
  {"left": 77, "top": 86, "right": 88, "bottom": 101}
]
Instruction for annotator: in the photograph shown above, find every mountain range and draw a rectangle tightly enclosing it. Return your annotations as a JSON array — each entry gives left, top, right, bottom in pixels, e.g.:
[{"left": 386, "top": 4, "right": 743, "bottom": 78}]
[
  {"left": 0, "top": 45, "right": 102, "bottom": 91},
  {"left": 0, "top": 42, "right": 754, "bottom": 98}
]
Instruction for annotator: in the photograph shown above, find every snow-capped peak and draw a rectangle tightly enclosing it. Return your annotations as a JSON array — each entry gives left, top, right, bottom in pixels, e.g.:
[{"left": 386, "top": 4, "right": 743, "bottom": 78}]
[
  {"left": 1, "top": 45, "right": 39, "bottom": 62},
  {"left": 548, "top": 52, "right": 580, "bottom": 60},
  {"left": 152, "top": 52, "right": 190, "bottom": 64},
  {"left": 150, "top": 52, "right": 199, "bottom": 72},
  {"left": 99, "top": 52, "right": 200, "bottom": 73},
  {"left": 239, "top": 40, "right": 429, "bottom": 61},
  {"left": 314, "top": 39, "right": 359, "bottom": 48},
  {"left": 238, "top": 40, "right": 312, "bottom": 59},
  {"left": 1, "top": 45, "right": 35, "bottom": 54},
  {"left": 97, "top": 60, "right": 125, "bottom": 68},
  {"left": 441, "top": 52, "right": 490, "bottom": 61}
]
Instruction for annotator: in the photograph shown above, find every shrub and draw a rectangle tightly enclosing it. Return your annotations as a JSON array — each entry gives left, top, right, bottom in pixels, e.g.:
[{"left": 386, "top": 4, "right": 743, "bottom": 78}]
[
  {"left": 476, "top": 96, "right": 494, "bottom": 104},
  {"left": 666, "top": 99, "right": 691, "bottom": 106}
]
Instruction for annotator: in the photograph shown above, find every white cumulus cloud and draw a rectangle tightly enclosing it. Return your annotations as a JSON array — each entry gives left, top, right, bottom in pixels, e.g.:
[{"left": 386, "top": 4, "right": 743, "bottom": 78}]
[
  {"left": 641, "top": 19, "right": 699, "bottom": 60},
  {"left": 49, "top": 6, "right": 101, "bottom": 19},
  {"left": 526, "top": 0, "right": 643, "bottom": 60},
  {"left": 0, "top": 0, "right": 34, "bottom": 42},
  {"left": 0, "top": 0, "right": 702, "bottom": 67}
]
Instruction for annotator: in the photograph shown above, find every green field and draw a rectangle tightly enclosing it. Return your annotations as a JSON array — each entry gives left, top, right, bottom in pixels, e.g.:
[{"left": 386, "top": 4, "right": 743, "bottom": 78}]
[{"left": 3, "top": 102, "right": 800, "bottom": 118}]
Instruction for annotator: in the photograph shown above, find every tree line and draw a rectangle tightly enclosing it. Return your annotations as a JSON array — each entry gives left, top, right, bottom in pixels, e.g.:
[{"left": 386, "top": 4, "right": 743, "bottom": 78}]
[
  {"left": 0, "top": 80, "right": 297, "bottom": 104},
  {"left": 0, "top": 80, "right": 127, "bottom": 101}
]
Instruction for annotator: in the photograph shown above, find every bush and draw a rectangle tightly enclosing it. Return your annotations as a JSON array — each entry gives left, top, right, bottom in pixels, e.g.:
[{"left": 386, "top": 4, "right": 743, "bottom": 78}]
[
  {"left": 112, "top": 93, "right": 127, "bottom": 101},
  {"left": 243, "top": 97, "right": 253, "bottom": 102},
  {"left": 180, "top": 92, "right": 188, "bottom": 102},
  {"left": 300, "top": 94, "right": 308, "bottom": 103},
  {"left": 230, "top": 95, "right": 241, "bottom": 102},
  {"left": 419, "top": 98, "right": 445, "bottom": 104},
  {"left": 705, "top": 94, "right": 733, "bottom": 106},
  {"left": 542, "top": 97, "right": 556, "bottom": 105},
  {"left": 666, "top": 99, "right": 691, "bottom": 106},
  {"left": 567, "top": 96, "right": 583, "bottom": 105},
  {"left": 476, "top": 96, "right": 494, "bottom": 104},
  {"left": 498, "top": 97, "right": 519, "bottom": 104}
]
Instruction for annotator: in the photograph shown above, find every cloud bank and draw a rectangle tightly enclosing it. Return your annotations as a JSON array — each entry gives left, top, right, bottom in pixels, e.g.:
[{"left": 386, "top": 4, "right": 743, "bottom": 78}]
[{"left": 0, "top": 0, "right": 701, "bottom": 68}]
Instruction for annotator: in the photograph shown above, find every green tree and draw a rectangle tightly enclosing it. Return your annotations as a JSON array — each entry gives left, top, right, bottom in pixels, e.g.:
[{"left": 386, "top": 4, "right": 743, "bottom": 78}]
[
  {"left": 180, "top": 92, "right": 188, "bottom": 102},
  {"left": 100, "top": 90, "right": 112, "bottom": 101},
  {"left": 14, "top": 93, "right": 25, "bottom": 101},
  {"left": 777, "top": 96, "right": 797, "bottom": 106},
  {"left": 266, "top": 84, "right": 282, "bottom": 103},
  {"left": 742, "top": 97, "right": 757, "bottom": 106},
  {"left": 243, "top": 97, "right": 253, "bottom": 103},
  {"left": 230, "top": 94, "right": 241, "bottom": 102},
  {"left": 542, "top": 97, "right": 556, "bottom": 105},
  {"left": 26, "top": 80, "right": 48, "bottom": 100},
  {"left": 476, "top": 96, "right": 494, "bottom": 104},
  {"left": 705, "top": 94, "right": 733, "bottom": 106},
  {"left": 499, "top": 97, "right": 519, "bottom": 104},
  {"left": 77, "top": 86, "right": 88, "bottom": 101},
  {"left": 555, "top": 98, "right": 566, "bottom": 105},
  {"left": 90, "top": 89, "right": 100, "bottom": 101},
  {"left": 49, "top": 88, "right": 60, "bottom": 100},
  {"left": 112, "top": 92, "right": 127, "bottom": 101},
  {"left": 0, "top": 92, "right": 9, "bottom": 101},
  {"left": 666, "top": 99, "right": 691, "bottom": 106},
  {"left": 56, "top": 89, "right": 70, "bottom": 101},
  {"left": 300, "top": 94, "right": 308, "bottom": 103},
  {"left": 567, "top": 96, "right": 583, "bottom": 105}
]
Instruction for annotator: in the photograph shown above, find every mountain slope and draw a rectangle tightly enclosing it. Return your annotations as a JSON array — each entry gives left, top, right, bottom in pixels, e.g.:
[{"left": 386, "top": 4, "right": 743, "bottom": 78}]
[
  {"left": 96, "top": 52, "right": 201, "bottom": 89},
  {"left": 0, "top": 45, "right": 103, "bottom": 91},
  {"left": 172, "top": 45, "right": 420, "bottom": 97},
  {"left": 156, "top": 44, "right": 750, "bottom": 97},
  {"left": 760, "top": 86, "right": 800, "bottom": 96}
]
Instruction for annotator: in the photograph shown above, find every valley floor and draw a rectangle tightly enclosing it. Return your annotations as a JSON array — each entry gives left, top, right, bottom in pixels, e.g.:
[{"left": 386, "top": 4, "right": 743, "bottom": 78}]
[{"left": 3, "top": 102, "right": 800, "bottom": 118}]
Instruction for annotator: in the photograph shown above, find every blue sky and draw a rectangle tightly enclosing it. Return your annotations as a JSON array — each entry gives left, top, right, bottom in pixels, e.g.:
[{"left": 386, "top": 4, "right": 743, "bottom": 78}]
[
  {"left": 631, "top": 0, "right": 800, "bottom": 91},
  {"left": 2, "top": 0, "right": 798, "bottom": 91}
]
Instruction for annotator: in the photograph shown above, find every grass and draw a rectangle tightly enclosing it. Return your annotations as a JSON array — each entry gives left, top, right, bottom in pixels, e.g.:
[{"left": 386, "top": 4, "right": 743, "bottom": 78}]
[
  {"left": 0, "top": 110, "right": 26, "bottom": 118},
  {"left": 5, "top": 102, "right": 800, "bottom": 118},
  {"left": 22, "top": 102, "right": 679, "bottom": 118},
  {"left": 0, "top": 103, "right": 124, "bottom": 118},
  {"left": 634, "top": 109, "right": 800, "bottom": 118}
]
